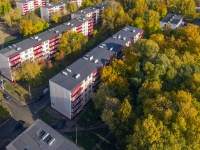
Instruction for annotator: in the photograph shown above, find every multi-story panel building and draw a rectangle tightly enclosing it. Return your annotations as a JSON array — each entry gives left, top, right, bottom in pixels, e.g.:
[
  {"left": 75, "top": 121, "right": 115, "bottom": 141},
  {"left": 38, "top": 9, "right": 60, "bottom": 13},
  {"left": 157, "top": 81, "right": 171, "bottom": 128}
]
[
  {"left": 160, "top": 13, "right": 184, "bottom": 30},
  {"left": 49, "top": 26, "right": 143, "bottom": 119},
  {"left": 71, "top": 1, "right": 107, "bottom": 25},
  {"left": 40, "top": 1, "right": 66, "bottom": 22},
  {"left": 16, "top": 0, "right": 49, "bottom": 15},
  {"left": 0, "top": 16, "right": 93, "bottom": 81}
]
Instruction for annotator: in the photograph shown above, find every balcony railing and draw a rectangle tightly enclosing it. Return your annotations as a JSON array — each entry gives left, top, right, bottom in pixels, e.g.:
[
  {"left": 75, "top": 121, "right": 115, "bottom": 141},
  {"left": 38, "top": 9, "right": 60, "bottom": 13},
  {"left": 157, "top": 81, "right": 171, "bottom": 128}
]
[
  {"left": 71, "top": 103, "right": 82, "bottom": 114},
  {"left": 71, "top": 87, "right": 82, "bottom": 98}
]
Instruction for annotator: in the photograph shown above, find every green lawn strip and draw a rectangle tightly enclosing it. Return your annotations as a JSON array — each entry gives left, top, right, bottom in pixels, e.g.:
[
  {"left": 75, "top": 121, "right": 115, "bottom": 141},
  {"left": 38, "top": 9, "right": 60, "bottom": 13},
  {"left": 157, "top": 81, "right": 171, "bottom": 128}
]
[
  {"left": 36, "top": 103, "right": 56, "bottom": 125},
  {"left": 65, "top": 128, "right": 109, "bottom": 150},
  {"left": 4, "top": 83, "right": 30, "bottom": 102},
  {"left": 77, "top": 102, "right": 103, "bottom": 126}
]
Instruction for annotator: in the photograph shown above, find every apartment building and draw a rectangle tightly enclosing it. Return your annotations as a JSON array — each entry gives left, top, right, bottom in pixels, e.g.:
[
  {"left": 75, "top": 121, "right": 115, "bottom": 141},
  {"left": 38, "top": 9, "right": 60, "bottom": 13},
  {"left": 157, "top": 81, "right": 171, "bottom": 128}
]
[
  {"left": 16, "top": 0, "right": 49, "bottom": 15},
  {"left": 71, "top": 1, "right": 107, "bottom": 25},
  {"left": 160, "top": 13, "right": 184, "bottom": 29},
  {"left": 6, "top": 119, "right": 82, "bottom": 150},
  {"left": 0, "top": 16, "right": 93, "bottom": 81},
  {"left": 49, "top": 26, "right": 143, "bottom": 120},
  {"left": 40, "top": 1, "right": 66, "bottom": 22}
]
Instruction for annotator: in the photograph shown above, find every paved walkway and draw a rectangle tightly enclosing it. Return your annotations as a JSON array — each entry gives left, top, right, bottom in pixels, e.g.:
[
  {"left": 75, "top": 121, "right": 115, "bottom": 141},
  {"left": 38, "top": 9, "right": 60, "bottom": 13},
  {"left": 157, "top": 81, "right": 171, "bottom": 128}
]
[{"left": 60, "top": 123, "right": 108, "bottom": 133}]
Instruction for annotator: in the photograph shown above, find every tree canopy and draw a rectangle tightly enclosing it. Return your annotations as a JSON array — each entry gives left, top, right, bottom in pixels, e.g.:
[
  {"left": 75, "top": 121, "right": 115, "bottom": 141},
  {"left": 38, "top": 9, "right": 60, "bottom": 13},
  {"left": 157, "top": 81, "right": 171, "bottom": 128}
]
[
  {"left": 0, "top": 0, "right": 11, "bottom": 16},
  {"left": 94, "top": 23, "right": 200, "bottom": 149},
  {"left": 19, "top": 12, "right": 49, "bottom": 37}
]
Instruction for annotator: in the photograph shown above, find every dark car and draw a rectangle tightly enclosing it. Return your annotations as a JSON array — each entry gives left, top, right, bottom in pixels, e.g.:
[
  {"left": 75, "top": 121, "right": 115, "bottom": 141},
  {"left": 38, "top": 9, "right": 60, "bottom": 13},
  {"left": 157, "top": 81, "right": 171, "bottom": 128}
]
[
  {"left": 56, "top": 119, "right": 66, "bottom": 129},
  {"left": 36, "top": 94, "right": 43, "bottom": 101},
  {"left": 3, "top": 94, "right": 11, "bottom": 100},
  {"left": 15, "top": 122, "right": 23, "bottom": 130}
]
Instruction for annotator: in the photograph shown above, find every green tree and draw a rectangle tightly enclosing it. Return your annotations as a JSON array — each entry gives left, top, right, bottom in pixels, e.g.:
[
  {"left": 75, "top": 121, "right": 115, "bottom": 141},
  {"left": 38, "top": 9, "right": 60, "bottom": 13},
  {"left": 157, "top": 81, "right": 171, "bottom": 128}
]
[
  {"left": 101, "top": 0, "right": 132, "bottom": 36},
  {"left": 19, "top": 12, "right": 49, "bottom": 37},
  {"left": 50, "top": 11, "right": 62, "bottom": 23},
  {"left": 12, "top": 61, "right": 44, "bottom": 86},
  {"left": 150, "top": 3, "right": 167, "bottom": 18},
  {"left": 0, "top": 104, "right": 10, "bottom": 119},
  {"left": 58, "top": 30, "right": 88, "bottom": 55},
  {"left": 65, "top": 2, "right": 78, "bottom": 13},
  {"left": 3, "top": 8, "right": 22, "bottom": 27},
  {"left": 0, "top": 0, "right": 11, "bottom": 16},
  {"left": 176, "top": 0, "right": 195, "bottom": 17}
]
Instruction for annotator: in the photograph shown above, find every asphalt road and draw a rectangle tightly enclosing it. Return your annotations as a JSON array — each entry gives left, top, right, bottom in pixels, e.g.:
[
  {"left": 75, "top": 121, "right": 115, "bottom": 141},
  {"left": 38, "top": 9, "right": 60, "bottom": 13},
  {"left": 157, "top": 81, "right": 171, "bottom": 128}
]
[{"left": 0, "top": 92, "right": 50, "bottom": 149}]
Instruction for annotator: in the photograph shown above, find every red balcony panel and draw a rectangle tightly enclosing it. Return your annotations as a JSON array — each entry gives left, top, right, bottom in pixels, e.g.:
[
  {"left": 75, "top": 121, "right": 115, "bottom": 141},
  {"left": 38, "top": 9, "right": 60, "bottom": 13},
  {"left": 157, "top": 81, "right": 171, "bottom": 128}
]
[
  {"left": 9, "top": 55, "right": 20, "bottom": 63},
  {"left": 11, "top": 62, "right": 21, "bottom": 68},
  {"left": 34, "top": 51, "right": 43, "bottom": 56},
  {"left": 71, "top": 83, "right": 82, "bottom": 95},
  {"left": 72, "top": 99, "right": 82, "bottom": 108},
  {"left": 93, "top": 72, "right": 99, "bottom": 78},
  {"left": 33, "top": 44, "right": 42, "bottom": 50},
  {"left": 71, "top": 87, "right": 82, "bottom": 98},
  {"left": 35, "top": 54, "right": 43, "bottom": 60}
]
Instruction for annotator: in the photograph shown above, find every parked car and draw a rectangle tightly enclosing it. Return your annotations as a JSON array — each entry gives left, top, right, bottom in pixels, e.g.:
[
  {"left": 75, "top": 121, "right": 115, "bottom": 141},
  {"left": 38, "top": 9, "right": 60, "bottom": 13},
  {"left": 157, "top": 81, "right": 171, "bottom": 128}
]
[
  {"left": 15, "top": 122, "right": 23, "bottom": 130},
  {"left": 3, "top": 94, "right": 11, "bottom": 100},
  {"left": 15, "top": 120, "right": 25, "bottom": 130},
  {"left": 42, "top": 88, "right": 49, "bottom": 95},
  {"left": 36, "top": 94, "right": 43, "bottom": 101},
  {"left": 56, "top": 119, "right": 66, "bottom": 129}
]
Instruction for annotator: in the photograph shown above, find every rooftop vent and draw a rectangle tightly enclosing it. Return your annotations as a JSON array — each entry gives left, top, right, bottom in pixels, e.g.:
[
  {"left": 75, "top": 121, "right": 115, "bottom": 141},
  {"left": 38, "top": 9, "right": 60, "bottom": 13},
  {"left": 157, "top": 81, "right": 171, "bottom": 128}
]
[
  {"left": 35, "top": 36, "right": 38, "bottom": 39},
  {"left": 13, "top": 44, "right": 16, "bottom": 47},
  {"left": 37, "top": 129, "right": 46, "bottom": 139},
  {"left": 48, "top": 138, "right": 55, "bottom": 145},
  {"left": 123, "top": 37, "right": 126, "bottom": 40},
  {"left": 83, "top": 54, "right": 89, "bottom": 60},
  {"left": 42, "top": 133, "right": 49, "bottom": 140},
  {"left": 55, "top": 30, "right": 59, "bottom": 33},
  {"left": 94, "top": 59, "right": 98, "bottom": 64},
  {"left": 113, "top": 35, "right": 117, "bottom": 39},
  {"left": 109, "top": 47, "right": 113, "bottom": 51},
  {"left": 52, "top": 28, "right": 55, "bottom": 31},
  {"left": 71, "top": 24, "right": 74, "bottom": 26},
  {"left": 75, "top": 74, "right": 80, "bottom": 79},
  {"left": 63, "top": 23, "right": 67, "bottom": 25},
  {"left": 67, "top": 22, "right": 70, "bottom": 25},
  {"left": 118, "top": 35, "right": 121, "bottom": 39},
  {"left": 99, "top": 45, "right": 104, "bottom": 48},
  {"left": 89, "top": 55, "right": 93, "bottom": 60},
  {"left": 82, "top": 18, "right": 85, "bottom": 21},
  {"left": 62, "top": 71, "right": 68, "bottom": 76},
  {"left": 30, "top": 36, "right": 34, "bottom": 39},
  {"left": 44, "top": 134, "right": 52, "bottom": 142},
  {"left": 132, "top": 30, "right": 135, "bottom": 33},
  {"left": 80, "top": 10, "right": 83, "bottom": 13},
  {"left": 16, "top": 47, "right": 21, "bottom": 51},
  {"left": 37, "top": 38, "right": 41, "bottom": 41},
  {"left": 66, "top": 68, "right": 71, "bottom": 73},
  {"left": 48, "top": 29, "right": 52, "bottom": 31},
  {"left": 8, "top": 46, "right": 12, "bottom": 49},
  {"left": 123, "top": 27, "right": 129, "bottom": 31},
  {"left": 102, "top": 43, "right": 106, "bottom": 47}
]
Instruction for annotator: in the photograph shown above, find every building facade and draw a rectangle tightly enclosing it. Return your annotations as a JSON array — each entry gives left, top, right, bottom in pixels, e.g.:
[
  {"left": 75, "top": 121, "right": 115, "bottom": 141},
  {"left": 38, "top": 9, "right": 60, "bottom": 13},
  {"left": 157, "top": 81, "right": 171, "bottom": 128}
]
[
  {"left": 71, "top": 1, "right": 107, "bottom": 25},
  {"left": 160, "top": 13, "right": 184, "bottom": 29},
  {"left": 40, "top": 1, "right": 66, "bottom": 22},
  {"left": 0, "top": 16, "right": 93, "bottom": 81},
  {"left": 49, "top": 26, "right": 143, "bottom": 120},
  {"left": 16, "top": 0, "right": 49, "bottom": 15}
]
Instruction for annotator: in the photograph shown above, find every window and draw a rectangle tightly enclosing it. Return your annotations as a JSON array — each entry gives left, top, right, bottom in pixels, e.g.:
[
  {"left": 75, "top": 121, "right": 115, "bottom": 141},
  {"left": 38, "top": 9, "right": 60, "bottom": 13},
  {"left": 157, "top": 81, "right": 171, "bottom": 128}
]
[
  {"left": 85, "top": 88, "right": 87, "bottom": 92},
  {"left": 85, "top": 93, "right": 87, "bottom": 97}
]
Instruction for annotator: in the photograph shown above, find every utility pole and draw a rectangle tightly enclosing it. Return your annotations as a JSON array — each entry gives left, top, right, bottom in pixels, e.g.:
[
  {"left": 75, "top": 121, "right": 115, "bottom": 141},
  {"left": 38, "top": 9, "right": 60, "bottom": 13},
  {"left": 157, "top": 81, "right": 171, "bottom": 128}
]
[{"left": 28, "top": 85, "right": 31, "bottom": 98}]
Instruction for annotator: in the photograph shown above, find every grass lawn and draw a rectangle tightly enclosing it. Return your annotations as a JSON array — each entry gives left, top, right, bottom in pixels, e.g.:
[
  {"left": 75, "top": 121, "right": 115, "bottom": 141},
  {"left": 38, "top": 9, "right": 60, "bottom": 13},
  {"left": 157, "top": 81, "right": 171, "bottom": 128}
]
[
  {"left": 36, "top": 103, "right": 56, "bottom": 125},
  {"left": 65, "top": 128, "right": 109, "bottom": 150},
  {"left": 77, "top": 102, "right": 103, "bottom": 127},
  {"left": 4, "top": 33, "right": 23, "bottom": 47},
  {"left": 4, "top": 83, "right": 30, "bottom": 103}
]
